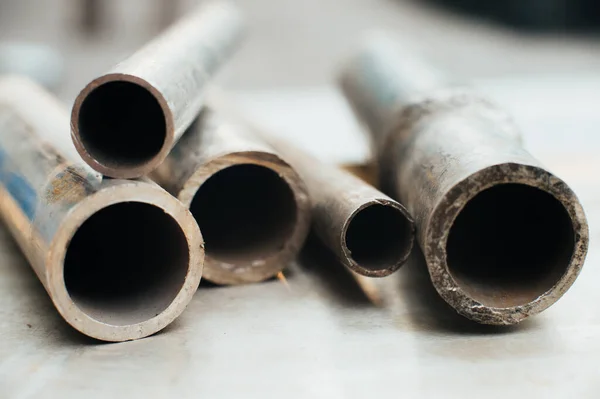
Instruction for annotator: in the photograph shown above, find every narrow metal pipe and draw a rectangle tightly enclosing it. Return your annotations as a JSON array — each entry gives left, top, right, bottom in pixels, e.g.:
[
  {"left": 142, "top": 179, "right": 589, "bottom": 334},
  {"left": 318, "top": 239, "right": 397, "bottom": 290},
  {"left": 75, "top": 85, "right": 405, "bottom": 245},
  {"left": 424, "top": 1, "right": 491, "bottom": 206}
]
[
  {"left": 0, "top": 76, "right": 204, "bottom": 341},
  {"left": 255, "top": 131, "right": 415, "bottom": 278},
  {"left": 71, "top": 1, "right": 244, "bottom": 178},
  {"left": 338, "top": 35, "right": 589, "bottom": 324},
  {"left": 152, "top": 108, "right": 310, "bottom": 285}
]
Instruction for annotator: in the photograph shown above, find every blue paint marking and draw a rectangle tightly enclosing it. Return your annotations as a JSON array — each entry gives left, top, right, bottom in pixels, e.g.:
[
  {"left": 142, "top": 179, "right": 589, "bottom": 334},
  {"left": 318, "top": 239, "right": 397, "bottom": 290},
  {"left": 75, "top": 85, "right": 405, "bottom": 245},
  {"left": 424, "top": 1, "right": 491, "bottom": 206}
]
[{"left": 0, "top": 147, "right": 37, "bottom": 220}]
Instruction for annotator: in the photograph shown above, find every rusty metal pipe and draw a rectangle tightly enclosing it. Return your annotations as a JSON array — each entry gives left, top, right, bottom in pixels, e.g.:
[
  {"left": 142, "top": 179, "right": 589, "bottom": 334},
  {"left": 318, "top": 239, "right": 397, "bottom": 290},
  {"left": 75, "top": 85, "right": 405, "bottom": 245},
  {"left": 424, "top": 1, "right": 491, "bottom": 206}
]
[
  {"left": 0, "top": 76, "right": 204, "bottom": 341},
  {"left": 205, "top": 94, "right": 414, "bottom": 277},
  {"left": 71, "top": 1, "right": 243, "bottom": 178},
  {"left": 338, "top": 35, "right": 589, "bottom": 324},
  {"left": 152, "top": 108, "right": 310, "bottom": 285},
  {"left": 253, "top": 130, "right": 415, "bottom": 278}
]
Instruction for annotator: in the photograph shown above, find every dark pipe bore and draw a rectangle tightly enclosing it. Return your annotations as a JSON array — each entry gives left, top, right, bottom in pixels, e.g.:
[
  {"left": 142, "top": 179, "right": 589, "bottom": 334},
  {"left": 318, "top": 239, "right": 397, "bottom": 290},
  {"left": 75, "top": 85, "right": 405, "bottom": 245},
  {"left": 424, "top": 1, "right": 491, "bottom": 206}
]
[
  {"left": 190, "top": 164, "right": 298, "bottom": 264},
  {"left": 64, "top": 202, "right": 189, "bottom": 326},
  {"left": 345, "top": 204, "right": 413, "bottom": 272},
  {"left": 77, "top": 81, "right": 166, "bottom": 169},
  {"left": 446, "top": 183, "right": 575, "bottom": 308}
]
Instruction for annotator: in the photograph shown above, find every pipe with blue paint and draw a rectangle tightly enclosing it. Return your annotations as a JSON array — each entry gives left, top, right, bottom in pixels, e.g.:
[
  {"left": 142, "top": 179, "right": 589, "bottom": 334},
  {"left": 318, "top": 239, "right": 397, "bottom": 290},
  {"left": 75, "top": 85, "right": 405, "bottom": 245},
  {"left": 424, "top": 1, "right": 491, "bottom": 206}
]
[{"left": 0, "top": 76, "right": 204, "bottom": 341}]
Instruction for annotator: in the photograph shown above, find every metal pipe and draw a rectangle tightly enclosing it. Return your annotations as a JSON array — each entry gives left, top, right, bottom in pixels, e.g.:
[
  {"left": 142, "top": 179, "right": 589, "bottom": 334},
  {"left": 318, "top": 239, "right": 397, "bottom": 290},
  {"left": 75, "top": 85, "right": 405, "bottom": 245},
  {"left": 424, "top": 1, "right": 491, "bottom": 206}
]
[
  {"left": 205, "top": 94, "right": 414, "bottom": 277},
  {"left": 151, "top": 108, "right": 310, "bottom": 285},
  {"left": 0, "top": 76, "right": 204, "bottom": 341},
  {"left": 254, "top": 130, "right": 415, "bottom": 278},
  {"left": 71, "top": 1, "right": 244, "bottom": 178},
  {"left": 338, "top": 34, "right": 589, "bottom": 325}
]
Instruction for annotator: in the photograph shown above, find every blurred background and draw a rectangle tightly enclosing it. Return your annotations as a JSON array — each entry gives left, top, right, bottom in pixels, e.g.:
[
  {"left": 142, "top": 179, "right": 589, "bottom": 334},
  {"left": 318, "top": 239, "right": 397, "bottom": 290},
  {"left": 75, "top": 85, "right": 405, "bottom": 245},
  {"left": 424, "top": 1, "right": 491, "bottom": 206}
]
[{"left": 2, "top": 0, "right": 600, "bottom": 100}]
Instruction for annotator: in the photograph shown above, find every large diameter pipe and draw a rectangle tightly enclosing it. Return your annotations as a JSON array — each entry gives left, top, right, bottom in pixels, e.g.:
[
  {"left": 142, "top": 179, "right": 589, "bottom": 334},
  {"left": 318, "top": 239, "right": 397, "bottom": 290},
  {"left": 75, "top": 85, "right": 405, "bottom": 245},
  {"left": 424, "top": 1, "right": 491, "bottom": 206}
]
[
  {"left": 152, "top": 108, "right": 310, "bottom": 285},
  {"left": 338, "top": 35, "right": 589, "bottom": 325},
  {"left": 71, "top": 1, "right": 244, "bottom": 178},
  {"left": 0, "top": 76, "right": 204, "bottom": 341}
]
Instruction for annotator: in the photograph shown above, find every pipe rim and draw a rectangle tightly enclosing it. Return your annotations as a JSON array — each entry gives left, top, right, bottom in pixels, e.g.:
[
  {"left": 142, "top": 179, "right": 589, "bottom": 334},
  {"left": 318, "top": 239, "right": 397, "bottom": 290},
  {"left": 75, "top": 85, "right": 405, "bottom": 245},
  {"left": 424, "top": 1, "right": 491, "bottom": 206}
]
[
  {"left": 71, "top": 73, "right": 174, "bottom": 179},
  {"left": 46, "top": 180, "right": 204, "bottom": 342},
  {"left": 341, "top": 198, "right": 415, "bottom": 277},
  {"left": 426, "top": 162, "right": 589, "bottom": 325},
  {"left": 178, "top": 151, "right": 310, "bottom": 285}
]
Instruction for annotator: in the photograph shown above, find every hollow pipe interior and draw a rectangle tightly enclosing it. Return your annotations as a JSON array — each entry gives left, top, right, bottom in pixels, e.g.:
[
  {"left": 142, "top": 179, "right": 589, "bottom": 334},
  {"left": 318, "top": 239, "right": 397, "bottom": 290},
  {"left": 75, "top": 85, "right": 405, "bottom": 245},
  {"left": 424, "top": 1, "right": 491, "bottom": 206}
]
[
  {"left": 190, "top": 163, "right": 297, "bottom": 264},
  {"left": 446, "top": 183, "right": 575, "bottom": 308},
  {"left": 63, "top": 202, "right": 189, "bottom": 326},
  {"left": 77, "top": 81, "right": 167, "bottom": 169},
  {"left": 344, "top": 203, "right": 413, "bottom": 272}
]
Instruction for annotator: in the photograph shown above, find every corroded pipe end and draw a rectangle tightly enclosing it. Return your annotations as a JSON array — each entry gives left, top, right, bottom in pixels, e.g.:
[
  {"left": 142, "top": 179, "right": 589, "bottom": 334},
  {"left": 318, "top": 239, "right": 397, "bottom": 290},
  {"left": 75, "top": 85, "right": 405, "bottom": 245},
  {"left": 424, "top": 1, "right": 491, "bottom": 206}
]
[
  {"left": 341, "top": 199, "right": 415, "bottom": 277},
  {"left": 338, "top": 34, "right": 589, "bottom": 324},
  {"left": 47, "top": 180, "right": 204, "bottom": 341},
  {"left": 425, "top": 163, "right": 589, "bottom": 325},
  {"left": 70, "top": 73, "right": 174, "bottom": 179},
  {"left": 177, "top": 151, "right": 310, "bottom": 285},
  {"left": 70, "top": 1, "right": 244, "bottom": 179}
]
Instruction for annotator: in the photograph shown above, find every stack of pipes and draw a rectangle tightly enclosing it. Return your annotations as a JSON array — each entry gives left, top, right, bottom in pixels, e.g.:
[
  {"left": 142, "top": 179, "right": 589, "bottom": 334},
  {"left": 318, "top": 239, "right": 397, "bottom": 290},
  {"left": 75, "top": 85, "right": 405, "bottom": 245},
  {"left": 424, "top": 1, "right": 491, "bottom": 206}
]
[{"left": 0, "top": 1, "right": 588, "bottom": 342}]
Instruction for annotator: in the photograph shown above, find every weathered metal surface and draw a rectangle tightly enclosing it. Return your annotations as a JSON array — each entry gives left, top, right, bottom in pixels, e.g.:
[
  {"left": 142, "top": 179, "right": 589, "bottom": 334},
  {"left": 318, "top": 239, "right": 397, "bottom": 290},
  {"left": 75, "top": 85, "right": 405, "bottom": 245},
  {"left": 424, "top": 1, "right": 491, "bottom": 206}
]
[
  {"left": 255, "top": 132, "right": 415, "bottom": 278},
  {"left": 0, "top": 80, "right": 599, "bottom": 398},
  {"left": 338, "top": 35, "right": 589, "bottom": 324},
  {"left": 71, "top": 1, "right": 244, "bottom": 178},
  {"left": 207, "top": 91, "right": 415, "bottom": 277},
  {"left": 152, "top": 108, "right": 310, "bottom": 285},
  {"left": 0, "top": 76, "right": 204, "bottom": 341}
]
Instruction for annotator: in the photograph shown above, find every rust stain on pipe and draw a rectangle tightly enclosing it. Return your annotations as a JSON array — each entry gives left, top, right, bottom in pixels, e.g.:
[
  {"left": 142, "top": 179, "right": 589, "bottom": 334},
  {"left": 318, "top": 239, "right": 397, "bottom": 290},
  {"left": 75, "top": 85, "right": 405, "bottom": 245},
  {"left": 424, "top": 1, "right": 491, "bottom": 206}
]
[
  {"left": 0, "top": 76, "right": 204, "bottom": 341},
  {"left": 71, "top": 1, "right": 244, "bottom": 178},
  {"left": 152, "top": 108, "right": 310, "bottom": 285},
  {"left": 207, "top": 93, "right": 415, "bottom": 278},
  {"left": 338, "top": 35, "right": 589, "bottom": 325}
]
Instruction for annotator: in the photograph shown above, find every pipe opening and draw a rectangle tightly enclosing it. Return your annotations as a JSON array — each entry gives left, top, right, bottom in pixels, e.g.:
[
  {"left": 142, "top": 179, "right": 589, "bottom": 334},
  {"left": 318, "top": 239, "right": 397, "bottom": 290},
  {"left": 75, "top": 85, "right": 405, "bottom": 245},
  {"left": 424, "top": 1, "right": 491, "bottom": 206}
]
[
  {"left": 64, "top": 202, "right": 189, "bottom": 326},
  {"left": 345, "top": 204, "right": 413, "bottom": 271},
  {"left": 190, "top": 164, "right": 297, "bottom": 264},
  {"left": 77, "top": 81, "right": 166, "bottom": 169},
  {"left": 446, "top": 183, "right": 575, "bottom": 308}
]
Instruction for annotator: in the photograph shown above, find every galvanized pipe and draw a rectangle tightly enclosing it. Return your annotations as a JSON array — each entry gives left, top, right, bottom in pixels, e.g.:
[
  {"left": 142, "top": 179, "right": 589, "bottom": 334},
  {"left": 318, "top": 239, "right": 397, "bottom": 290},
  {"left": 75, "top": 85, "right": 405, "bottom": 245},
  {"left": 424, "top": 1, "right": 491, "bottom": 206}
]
[
  {"left": 0, "top": 76, "right": 204, "bottom": 341},
  {"left": 152, "top": 108, "right": 310, "bottom": 285},
  {"left": 255, "top": 132, "right": 415, "bottom": 278},
  {"left": 71, "top": 1, "right": 243, "bottom": 178},
  {"left": 338, "top": 35, "right": 589, "bottom": 324}
]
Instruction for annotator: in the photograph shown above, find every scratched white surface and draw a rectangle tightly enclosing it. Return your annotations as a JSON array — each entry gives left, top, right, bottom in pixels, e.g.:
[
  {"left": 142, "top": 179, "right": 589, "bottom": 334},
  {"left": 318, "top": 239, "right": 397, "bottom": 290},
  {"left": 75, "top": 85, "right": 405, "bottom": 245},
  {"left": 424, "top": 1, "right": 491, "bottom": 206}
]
[{"left": 1, "top": 77, "right": 600, "bottom": 398}]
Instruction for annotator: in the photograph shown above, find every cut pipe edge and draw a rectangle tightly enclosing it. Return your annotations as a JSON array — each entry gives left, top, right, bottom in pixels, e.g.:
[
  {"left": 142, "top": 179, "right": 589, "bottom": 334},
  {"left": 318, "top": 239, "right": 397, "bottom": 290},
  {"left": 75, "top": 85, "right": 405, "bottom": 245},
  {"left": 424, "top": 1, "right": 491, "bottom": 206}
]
[
  {"left": 177, "top": 151, "right": 310, "bottom": 285},
  {"left": 45, "top": 181, "right": 204, "bottom": 341},
  {"left": 70, "top": 1, "right": 244, "bottom": 179},
  {"left": 425, "top": 163, "right": 589, "bottom": 325},
  {"left": 71, "top": 73, "right": 175, "bottom": 179},
  {"left": 364, "top": 91, "right": 588, "bottom": 324},
  {"left": 337, "top": 36, "right": 589, "bottom": 324},
  {"left": 341, "top": 199, "right": 415, "bottom": 277},
  {"left": 0, "top": 76, "right": 203, "bottom": 341},
  {"left": 203, "top": 92, "right": 416, "bottom": 278}
]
